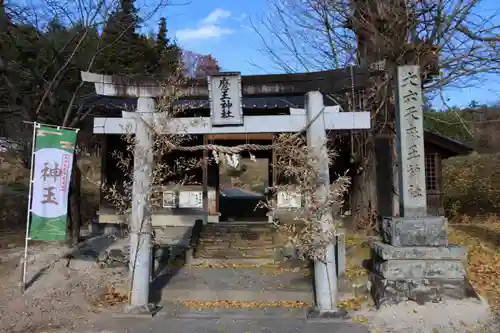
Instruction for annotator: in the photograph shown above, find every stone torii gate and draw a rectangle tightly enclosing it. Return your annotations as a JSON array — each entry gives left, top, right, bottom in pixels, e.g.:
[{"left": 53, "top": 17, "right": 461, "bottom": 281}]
[{"left": 81, "top": 70, "right": 372, "bottom": 316}]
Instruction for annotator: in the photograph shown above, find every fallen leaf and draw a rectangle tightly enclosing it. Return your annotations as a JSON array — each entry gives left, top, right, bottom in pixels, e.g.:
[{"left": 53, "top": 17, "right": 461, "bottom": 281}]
[
  {"left": 179, "top": 300, "right": 311, "bottom": 309},
  {"left": 352, "top": 315, "right": 369, "bottom": 323},
  {"left": 449, "top": 217, "right": 500, "bottom": 313},
  {"left": 338, "top": 297, "right": 364, "bottom": 311}
]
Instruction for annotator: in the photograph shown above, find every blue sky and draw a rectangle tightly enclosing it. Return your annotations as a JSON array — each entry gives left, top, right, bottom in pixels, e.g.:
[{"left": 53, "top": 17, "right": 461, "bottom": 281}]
[
  {"left": 146, "top": 0, "right": 268, "bottom": 73},
  {"left": 144, "top": 0, "right": 499, "bottom": 109}
]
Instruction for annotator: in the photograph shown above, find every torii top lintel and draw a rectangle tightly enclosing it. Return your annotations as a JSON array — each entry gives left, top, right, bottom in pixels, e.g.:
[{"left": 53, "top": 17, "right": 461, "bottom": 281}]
[{"left": 81, "top": 67, "right": 379, "bottom": 99}]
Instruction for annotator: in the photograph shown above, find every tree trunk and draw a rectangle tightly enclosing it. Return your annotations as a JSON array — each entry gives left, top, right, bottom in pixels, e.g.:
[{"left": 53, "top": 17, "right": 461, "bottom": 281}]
[
  {"left": 390, "top": 134, "right": 400, "bottom": 217},
  {"left": 67, "top": 154, "right": 82, "bottom": 246},
  {"left": 350, "top": 130, "right": 400, "bottom": 233},
  {"left": 350, "top": 133, "right": 378, "bottom": 231}
]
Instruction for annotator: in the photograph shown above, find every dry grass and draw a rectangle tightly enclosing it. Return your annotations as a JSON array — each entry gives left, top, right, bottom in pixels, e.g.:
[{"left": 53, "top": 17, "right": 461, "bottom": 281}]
[
  {"left": 443, "top": 152, "right": 500, "bottom": 216},
  {"left": 449, "top": 215, "right": 500, "bottom": 313},
  {"left": 0, "top": 153, "right": 29, "bottom": 234},
  {"left": 0, "top": 153, "right": 29, "bottom": 186},
  {"left": 0, "top": 152, "right": 100, "bottom": 242},
  {"left": 440, "top": 153, "right": 500, "bottom": 312}
]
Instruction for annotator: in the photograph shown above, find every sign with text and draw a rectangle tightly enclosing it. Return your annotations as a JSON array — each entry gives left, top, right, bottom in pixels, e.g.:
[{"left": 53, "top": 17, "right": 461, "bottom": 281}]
[
  {"left": 178, "top": 191, "right": 203, "bottom": 208},
  {"left": 277, "top": 190, "right": 302, "bottom": 209},
  {"left": 395, "top": 65, "right": 427, "bottom": 217},
  {"left": 162, "top": 191, "right": 176, "bottom": 208},
  {"left": 208, "top": 73, "right": 244, "bottom": 126},
  {"left": 29, "top": 126, "right": 78, "bottom": 240}
]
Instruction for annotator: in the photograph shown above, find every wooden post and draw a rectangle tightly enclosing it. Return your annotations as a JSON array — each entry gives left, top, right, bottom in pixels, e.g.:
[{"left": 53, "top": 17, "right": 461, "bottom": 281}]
[
  {"left": 336, "top": 229, "right": 346, "bottom": 277},
  {"left": 203, "top": 135, "right": 208, "bottom": 224}
]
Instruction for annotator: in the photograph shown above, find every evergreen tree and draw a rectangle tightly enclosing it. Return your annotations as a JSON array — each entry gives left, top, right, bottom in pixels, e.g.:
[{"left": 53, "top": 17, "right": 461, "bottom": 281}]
[
  {"left": 94, "top": 0, "right": 153, "bottom": 76},
  {"left": 153, "top": 17, "right": 181, "bottom": 78},
  {"left": 156, "top": 17, "right": 168, "bottom": 55}
]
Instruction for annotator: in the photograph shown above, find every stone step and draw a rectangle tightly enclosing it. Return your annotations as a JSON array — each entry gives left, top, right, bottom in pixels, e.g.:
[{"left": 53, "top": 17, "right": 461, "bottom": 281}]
[
  {"left": 188, "top": 258, "right": 277, "bottom": 267},
  {"left": 160, "top": 289, "right": 314, "bottom": 303},
  {"left": 196, "top": 243, "right": 276, "bottom": 258},
  {"left": 200, "top": 228, "right": 274, "bottom": 235},
  {"left": 198, "top": 243, "right": 275, "bottom": 249},
  {"left": 201, "top": 226, "right": 273, "bottom": 232},
  {"left": 198, "top": 235, "right": 275, "bottom": 243},
  {"left": 199, "top": 236, "right": 275, "bottom": 242},
  {"left": 199, "top": 238, "right": 274, "bottom": 244},
  {"left": 195, "top": 223, "right": 280, "bottom": 260},
  {"left": 197, "top": 243, "right": 274, "bottom": 248},
  {"left": 196, "top": 242, "right": 275, "bottom": 247},
  {"left": 159, "top": 304, "right": 309, "bottom": 319},
  {"left": 202, "top": 224, "right": 275, "bottom": 233},
  {"left": 195, "top": 247, "right": 276, "bottom": 259},
  {"left": 199, "top": 232, "right": 275, "bottom": 240}
]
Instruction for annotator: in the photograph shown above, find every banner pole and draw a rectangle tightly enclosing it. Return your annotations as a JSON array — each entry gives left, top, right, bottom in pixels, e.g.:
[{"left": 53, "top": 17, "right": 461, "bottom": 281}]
[
  {"left": 21, "top": 120, "right": 80, "bottom": 132},
  {"left": 21, "top": 122, "right": 38, "bottom": 292}
]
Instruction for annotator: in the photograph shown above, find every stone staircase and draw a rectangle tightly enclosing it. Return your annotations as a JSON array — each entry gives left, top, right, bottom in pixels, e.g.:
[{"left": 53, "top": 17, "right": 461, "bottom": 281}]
[{"left": 194, "top": 223, "right": 278, "bottom": 260}]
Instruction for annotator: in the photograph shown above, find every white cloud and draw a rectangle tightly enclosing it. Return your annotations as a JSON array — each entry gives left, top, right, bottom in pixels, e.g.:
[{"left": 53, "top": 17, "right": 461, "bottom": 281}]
[
  {"left": 201, "top": 8, "right": 231, "bottom": 25},
  {"left": 234, "top": 13, "right": 247, "bottom": 22},
  {"left": 176, "top": 8, "right": 234, "bottom": 42},
  {"left": 176, "top": 25, "right": 233, "bottom": 41}
]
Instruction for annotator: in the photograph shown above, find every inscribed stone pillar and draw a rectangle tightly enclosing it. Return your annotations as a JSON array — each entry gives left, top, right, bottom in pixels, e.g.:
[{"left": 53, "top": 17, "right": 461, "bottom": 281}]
[
  {"left": 394, "top": 66, "right": 427, "bottom": 218},
  {"left": 381, "top": 66, "right": 448, "bottom": 247},
  {"left": 369, "top": 66, "right": 471, "bottom": 308}
]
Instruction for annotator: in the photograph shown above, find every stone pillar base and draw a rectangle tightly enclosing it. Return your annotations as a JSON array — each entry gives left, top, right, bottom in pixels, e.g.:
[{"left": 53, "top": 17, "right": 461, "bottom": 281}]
[
  {"left": 306, "top": 307, "right": 348, "bottom": 322},
  {"left": 369, "top": 242, "right": 478, "bottom": 308},
  {"left": 382, "top": 216, "right": 448, "bottom": 247},
  {"left": 369, "top": 273, "right": 474, "bottom": 307}
]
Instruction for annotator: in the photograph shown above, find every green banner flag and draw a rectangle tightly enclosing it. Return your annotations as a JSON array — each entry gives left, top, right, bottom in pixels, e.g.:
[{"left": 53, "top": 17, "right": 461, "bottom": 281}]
[{"left": 29, "top": 125, "right": 78, "bottom": 241}]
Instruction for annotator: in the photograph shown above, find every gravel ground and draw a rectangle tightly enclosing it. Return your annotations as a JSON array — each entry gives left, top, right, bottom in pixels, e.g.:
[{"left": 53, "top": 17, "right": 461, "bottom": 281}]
[
  {"left": 357, "top": 298, "right": 498, "bottom": 333},
  {"left": 0, "top": 242, "right": 126, "bottom": 333},
  {"left": 1, "top": 240, "right": 498, "bottom": 333}
]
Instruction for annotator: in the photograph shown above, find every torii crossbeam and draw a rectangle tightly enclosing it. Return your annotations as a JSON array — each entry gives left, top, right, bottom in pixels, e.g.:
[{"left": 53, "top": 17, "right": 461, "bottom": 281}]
[{"left": 81, "top": 70, "right": 371, "bottom": 316}]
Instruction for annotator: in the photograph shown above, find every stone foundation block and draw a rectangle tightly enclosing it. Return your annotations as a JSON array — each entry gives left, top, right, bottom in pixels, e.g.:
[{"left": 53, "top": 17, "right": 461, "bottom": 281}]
[
  {"left": 382, "top": 216, "right": 448, "bottom": 247},
  {"left": 369, "top": 273, "right": 471, "bottom": 308},
  {"left": 372, "top": 259, "right": 466, "bottom": 279},
  {"left": 371, "top": 242, "right": 467, "bottom": 260}
]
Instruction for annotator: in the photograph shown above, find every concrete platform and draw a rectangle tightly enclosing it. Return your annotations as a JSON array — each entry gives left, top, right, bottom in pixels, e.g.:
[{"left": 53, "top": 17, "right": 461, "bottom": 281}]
[{"left": 73, "top": 311, "right": 371, "bottom": 333}]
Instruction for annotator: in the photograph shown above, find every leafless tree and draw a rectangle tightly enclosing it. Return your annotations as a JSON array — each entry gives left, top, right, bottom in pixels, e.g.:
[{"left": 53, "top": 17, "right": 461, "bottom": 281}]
[
  {"left": 0, "top": 0, "right": 174, "bottom": 244},
  {"left": 254, "top": 0, "right": 500, "bottom": 227},
  {"left": 256, "top": 0, "right": 499, "bottom": 90},
  {"left": 182, "top": 50, "right": 221, "bottom": 79}
]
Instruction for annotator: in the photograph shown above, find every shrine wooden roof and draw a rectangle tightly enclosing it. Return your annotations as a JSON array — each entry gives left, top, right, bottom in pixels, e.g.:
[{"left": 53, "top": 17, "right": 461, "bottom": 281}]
[
  {"left": 83, "top": 95, "right": 473, "bottom": 158},
  {"left": 82, "top": 67, "right": 380, "bottom": 99},
  {"left": 424, "top": 130, "right": 473, "bottom": 158}
]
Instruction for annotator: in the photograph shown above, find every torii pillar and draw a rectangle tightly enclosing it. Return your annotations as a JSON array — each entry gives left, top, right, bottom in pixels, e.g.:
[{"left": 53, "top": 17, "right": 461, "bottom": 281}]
[
  {"left": 81, "top": 72, "right": 161, "bottom": 314},
  {"left": 83, "top": 70, "right": 373, "bottom": 316}
]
